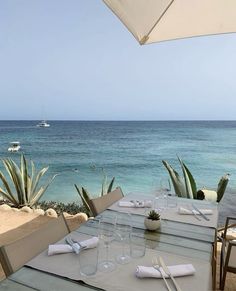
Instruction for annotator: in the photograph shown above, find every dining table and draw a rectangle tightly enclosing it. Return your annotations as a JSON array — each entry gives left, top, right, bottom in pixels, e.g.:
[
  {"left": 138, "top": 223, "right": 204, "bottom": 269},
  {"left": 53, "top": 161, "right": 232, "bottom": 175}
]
[{"left": 0, "top": 193, "right": 218, "bottom": 291}]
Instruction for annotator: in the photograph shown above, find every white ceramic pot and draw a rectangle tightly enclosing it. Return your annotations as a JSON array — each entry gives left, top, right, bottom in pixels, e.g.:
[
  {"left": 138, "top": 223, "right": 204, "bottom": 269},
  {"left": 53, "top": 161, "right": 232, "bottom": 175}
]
[{"left": 144, "top": 218, "right": 161, "bottom": 231}]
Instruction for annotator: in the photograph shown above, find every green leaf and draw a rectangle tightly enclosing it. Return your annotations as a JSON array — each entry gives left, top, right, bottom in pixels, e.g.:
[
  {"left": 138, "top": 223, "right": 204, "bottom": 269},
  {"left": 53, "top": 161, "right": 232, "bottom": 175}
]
[
  {"left": 29, "top": 174, "right": 58, "bottom": 207},
  {"left": 74, "top": 184, "right": 92, "bottom": 216},
  {"left": 217, "top": 174, "right": 230, "bottom": 202},
  {"left": 21, "top": 155, "right": 28, "bottom": 203},
  {"left": 178, "top": 157, "right": 197, "bottom": 199},
  {"left": 107, "top": 177, "right": 115, "bottom": 193},
  {"left": 0, "top": 170, "right": 18, "bottom": 204},
  {"left": 0, "top": 186, "right": 18, "bottom": 205},
  {"left": 81, "top": 187, "right": 92, "bottom": 209},
  {"left": 162, "top": 160, "right": 186, "bottom": 197},
  {"left": 3, "top": 159, "right": 25, "bottom": 204},
  {"left": 101, "top": 173, "right": 107, "bottom": 196},
  {"left": 30, "top": 167, "right": 49, "bottom": 198}
]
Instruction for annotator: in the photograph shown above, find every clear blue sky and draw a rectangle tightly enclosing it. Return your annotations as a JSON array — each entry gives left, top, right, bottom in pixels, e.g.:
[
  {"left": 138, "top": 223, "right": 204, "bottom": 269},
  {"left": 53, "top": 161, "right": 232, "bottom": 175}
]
[{"left": 1, "top": 0, "right": 236, "bottom": 120}]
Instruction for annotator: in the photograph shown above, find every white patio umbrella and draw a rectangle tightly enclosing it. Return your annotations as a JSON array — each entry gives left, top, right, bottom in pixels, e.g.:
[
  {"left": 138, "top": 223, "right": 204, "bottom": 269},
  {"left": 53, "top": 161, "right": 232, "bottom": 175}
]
[{"left": 103, "top": 0, "right": 236, "bottom": 45}]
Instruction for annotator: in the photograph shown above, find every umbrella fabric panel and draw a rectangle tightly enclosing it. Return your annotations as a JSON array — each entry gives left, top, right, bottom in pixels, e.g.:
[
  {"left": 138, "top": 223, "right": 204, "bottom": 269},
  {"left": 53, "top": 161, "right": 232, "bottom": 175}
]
[{"left": 103, "top": 0, "right": 236, "bottom": 44}]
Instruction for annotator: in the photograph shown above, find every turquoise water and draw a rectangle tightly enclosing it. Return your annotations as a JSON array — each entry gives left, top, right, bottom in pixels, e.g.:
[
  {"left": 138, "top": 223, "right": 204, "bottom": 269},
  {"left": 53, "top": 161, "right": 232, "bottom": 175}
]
[{"left": 0, "top": 121, "right": 235, "bottom": 224}]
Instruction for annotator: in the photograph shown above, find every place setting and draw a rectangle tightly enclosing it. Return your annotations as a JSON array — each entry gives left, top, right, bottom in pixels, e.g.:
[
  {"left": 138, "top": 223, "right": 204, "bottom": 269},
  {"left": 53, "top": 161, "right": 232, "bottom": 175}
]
[
  {"left": 149, "top": 179, "right": 218, "bottom": 228},
  {"left": 164, "top": 201, "right": 218, "bottom": 228},
  {"left": 109, "top": 188, "right": 218, "bottom": 229},
  {"left": 108, "top": 196, "right": 153, "bottom": 216},
  {"left": 24, "top": 211, "right": 210, "bottom": 291}
]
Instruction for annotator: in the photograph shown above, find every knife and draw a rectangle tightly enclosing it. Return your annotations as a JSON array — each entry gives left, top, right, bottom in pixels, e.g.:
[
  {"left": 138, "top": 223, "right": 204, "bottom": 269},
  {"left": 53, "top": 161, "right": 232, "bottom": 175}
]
[
  {"left": 159, "top": 257, "right": 182, "bottom": 291},
  {"left": 192, "top": 204, "right": 210, "bottom": 221}
]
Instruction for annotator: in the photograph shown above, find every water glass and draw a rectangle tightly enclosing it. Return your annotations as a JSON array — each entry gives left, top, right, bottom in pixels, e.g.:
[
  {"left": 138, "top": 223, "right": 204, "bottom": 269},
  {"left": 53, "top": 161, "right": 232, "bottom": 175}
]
[
  {"left": 154, "top": 195, "right": 167, "bottom": 212},
  {"left": 152, "top": 178, "right": 171, "bottom": 211},
  {"left": 130, "top": 233, "right": 146, "bottom": 258},
  {"left": 98, "top": 214, "right": 117, "bottom": 272},
  {"left": 167, "top": 193, "right": 178, "bottom": 208},
  {"left": 79, "top": 247, "right": 98, "bottom": 276},
  {"left": 115, "top": 213, "right": 132, "bottom": 264}
]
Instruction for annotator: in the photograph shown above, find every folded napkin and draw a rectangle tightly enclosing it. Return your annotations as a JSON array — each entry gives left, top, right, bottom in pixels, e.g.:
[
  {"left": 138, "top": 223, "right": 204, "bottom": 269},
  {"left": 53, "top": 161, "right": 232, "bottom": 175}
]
[
  {"left": 48, "top": 237, "right": 99, "bottom": 256},
  {"left": 136, "top": 264, "right": 195, "bottom": 278},
  {"left": 178, "top": 207, "right": 213, "bottom": 215},
  {"left": 118, "top": 200, "right": 152, "bottom": 208}
]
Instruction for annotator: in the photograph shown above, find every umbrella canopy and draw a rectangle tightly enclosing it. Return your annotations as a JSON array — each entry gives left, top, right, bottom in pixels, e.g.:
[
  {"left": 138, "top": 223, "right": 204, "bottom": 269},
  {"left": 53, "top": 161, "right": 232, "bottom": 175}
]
[{"left": 103, "top": 0, "right": 236, "bottom": 45}]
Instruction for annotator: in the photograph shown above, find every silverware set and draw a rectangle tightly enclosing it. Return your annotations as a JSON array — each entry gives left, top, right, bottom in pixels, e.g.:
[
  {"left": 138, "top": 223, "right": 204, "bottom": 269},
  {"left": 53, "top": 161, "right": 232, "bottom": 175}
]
[
  {"left": 192, "top": 204, "right": 210, "bottom": 221},
  {"left": 152, "top": 256, "right": 182, "bottom": 291},
  {"left": 186, "top": 204, "right": 210, "bottom": 221},
  {"left": 130, "top": 199, "right": 143, "bottom": 206},
  {"left": 152, "top": 257, "right": 172, "bottom": 291},
  {"left": 187, "top": 205, "right": 201, "bottom": 221},
  {"left": 65, "top": 237, "right": 86, "bottom": 254}
]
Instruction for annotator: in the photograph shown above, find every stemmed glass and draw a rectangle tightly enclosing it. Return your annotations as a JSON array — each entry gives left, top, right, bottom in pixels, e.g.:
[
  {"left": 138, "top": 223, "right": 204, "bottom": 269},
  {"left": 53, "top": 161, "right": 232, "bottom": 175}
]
[
  {"left": 153, "top": 178, "right": 171, "bottom": 211},
  {"left": 98, "top": 214, "right": 117, "bottom": 272},
  {"left": 160, "top": 178, "right": 171, "bottom": 194},
  {"left": 159, "top": 178, "right": 171, "bottom": 209},
  {"left": 115, "top": 213, "right": 132, "bottom": 264},
  {"left": 151, "top": 179, "right": 161, "bottom": 210}
]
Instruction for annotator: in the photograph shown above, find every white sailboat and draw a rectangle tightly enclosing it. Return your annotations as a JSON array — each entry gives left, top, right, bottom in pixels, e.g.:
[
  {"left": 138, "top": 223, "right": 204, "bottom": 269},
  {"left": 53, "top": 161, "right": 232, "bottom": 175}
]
[{"left": 36, "top": 120, "right": 50, "bottom": 127}]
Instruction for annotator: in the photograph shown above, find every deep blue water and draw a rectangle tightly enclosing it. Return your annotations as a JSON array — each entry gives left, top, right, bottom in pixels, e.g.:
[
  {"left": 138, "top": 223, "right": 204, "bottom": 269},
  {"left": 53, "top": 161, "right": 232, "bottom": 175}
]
[{"left": 0, "top": 120, "right": 236, "bottom": 224}]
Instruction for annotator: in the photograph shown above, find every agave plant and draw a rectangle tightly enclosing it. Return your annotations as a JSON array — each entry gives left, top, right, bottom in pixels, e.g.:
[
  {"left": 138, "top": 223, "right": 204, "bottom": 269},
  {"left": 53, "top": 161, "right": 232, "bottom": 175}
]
[
  {"left": 75, "top": 175, "right": 115, "bottom": 217},
  {"left": 162, "top": 157, "right": 229, "bottom": 202},
  {"left": 0, "top": 155, "right": 57, "bottom": 207}
]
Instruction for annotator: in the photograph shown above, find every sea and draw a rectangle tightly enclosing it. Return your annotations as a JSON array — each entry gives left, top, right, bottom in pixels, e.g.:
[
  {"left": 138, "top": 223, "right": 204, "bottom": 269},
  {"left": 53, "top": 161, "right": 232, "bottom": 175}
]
[{"left": 0, "top": 120, "right": 236, "bottom": 225}]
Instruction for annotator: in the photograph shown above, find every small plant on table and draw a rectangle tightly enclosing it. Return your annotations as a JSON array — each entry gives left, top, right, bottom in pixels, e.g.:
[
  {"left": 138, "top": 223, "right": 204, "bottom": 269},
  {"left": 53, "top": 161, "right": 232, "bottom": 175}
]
[{"left": 144, "top": 210, "right": 161, "bottom": 231}]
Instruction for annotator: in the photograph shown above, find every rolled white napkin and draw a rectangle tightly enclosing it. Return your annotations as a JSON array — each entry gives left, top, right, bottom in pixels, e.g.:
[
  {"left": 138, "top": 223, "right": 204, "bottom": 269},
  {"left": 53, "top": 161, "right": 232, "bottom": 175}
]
[
  {"left": 118, "top": 200, "right": 152, "bottom": 208},
  {"left": 48, "top": 237, "right": 99, "bottom": 256},
  {"left": 136, "top": 264, "right": 195, "bottom": 278},
  {"left": 48, "top": 244, "right": 72, "bottom": 255},
  {"left": 178, "top": 207, "right": 213, "bottom": 215}
]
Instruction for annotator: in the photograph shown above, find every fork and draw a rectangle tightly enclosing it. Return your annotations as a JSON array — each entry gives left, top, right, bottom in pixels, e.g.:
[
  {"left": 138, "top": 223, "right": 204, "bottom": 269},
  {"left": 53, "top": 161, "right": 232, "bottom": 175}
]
[{"left": 152, "top": 257, "right": 172, "bottom": 291}]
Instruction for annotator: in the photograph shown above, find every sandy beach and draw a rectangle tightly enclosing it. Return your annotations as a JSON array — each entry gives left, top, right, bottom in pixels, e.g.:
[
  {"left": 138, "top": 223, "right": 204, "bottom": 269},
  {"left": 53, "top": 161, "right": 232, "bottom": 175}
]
[{"left": 0, "top": 209, "right": 235, "bottom": 290}]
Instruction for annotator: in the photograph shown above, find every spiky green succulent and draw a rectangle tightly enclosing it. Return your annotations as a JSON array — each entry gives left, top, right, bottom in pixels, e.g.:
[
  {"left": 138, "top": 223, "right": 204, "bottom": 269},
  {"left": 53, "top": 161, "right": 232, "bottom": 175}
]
[
  {"left": 74, "top": 175, "right": 115, "bottom": 217},
  {"left": 0, "top": 155, "right": 57, "bottom": 207},
  {"left": 147, "top": 210, "right": 160, "bottom": 221},
  {"left": 162, "top": 157, "right": 230, "bottom": 202}
]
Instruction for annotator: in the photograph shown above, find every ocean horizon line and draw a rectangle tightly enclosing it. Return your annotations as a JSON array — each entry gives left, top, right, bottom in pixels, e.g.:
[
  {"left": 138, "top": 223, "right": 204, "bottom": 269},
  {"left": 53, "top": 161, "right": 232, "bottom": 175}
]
[{"left": 1, "top": 119, "right": 236, "bottom": 122}]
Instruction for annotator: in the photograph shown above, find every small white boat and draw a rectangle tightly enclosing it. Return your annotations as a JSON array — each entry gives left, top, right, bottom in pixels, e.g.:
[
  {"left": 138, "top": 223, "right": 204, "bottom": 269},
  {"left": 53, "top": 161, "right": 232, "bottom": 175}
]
[
  {"left": 37, "top": 120, "right": 50, "bottom": 127},
  {"left": 8, "top": 142, "right": 21, "bottom": 152}
]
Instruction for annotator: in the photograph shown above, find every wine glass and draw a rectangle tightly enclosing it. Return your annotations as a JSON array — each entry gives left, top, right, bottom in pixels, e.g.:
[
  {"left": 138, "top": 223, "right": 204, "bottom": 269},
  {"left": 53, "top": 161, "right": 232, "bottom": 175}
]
[
  {"left": 98, "top": 214, "right": 117, "bottom": 272},
  {"left": 156, "top": 178, "right": 171, "bottom": 211},
  {"left": 153, "top": 178, "right": 171, "bottom": 212},
  {"left": 151, "top": 179, "right": 161, "bottom": 209},
  {"left": 160, "top": 178, "right": 171, "bottom": 195},
  {"left": 115, "top": 213, "right": 132, "bottom": 264}
]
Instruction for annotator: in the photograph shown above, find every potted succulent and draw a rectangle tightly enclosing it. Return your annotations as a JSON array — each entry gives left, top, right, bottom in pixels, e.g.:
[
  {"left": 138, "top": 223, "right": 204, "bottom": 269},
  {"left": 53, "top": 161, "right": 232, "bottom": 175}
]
[{"left": 144, "top": 210, "right": 161, "bottom": 231}]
